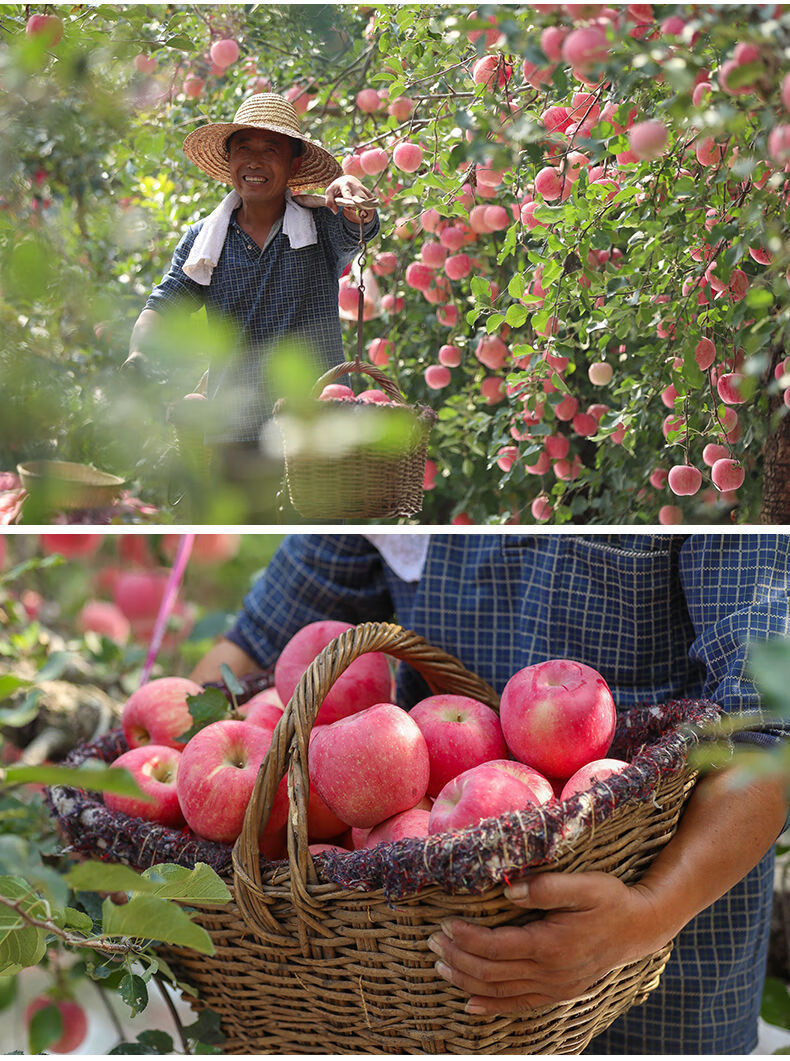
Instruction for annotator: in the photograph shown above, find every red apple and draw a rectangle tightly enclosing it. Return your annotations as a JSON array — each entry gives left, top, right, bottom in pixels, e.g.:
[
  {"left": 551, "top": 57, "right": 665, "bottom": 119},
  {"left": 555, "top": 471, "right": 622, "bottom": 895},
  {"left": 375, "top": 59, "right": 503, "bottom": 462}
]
[
  {"left": 667, "top": 464, "right": 702, "bottom": 496},
  {"left": 393, "top": 141, "right": 423, "bottom": 172},
  {"left": 560, "top": 757, "right": 630, "bottom": 800},
  {"left": 162, "top": 533, "right": 240, "bottom": 565},
  {"left": 25, "top": 997, "right": 87, "bottom": 1054},
  {"left": 112, "top": 569, "right": 170, "bottom": 622},
  {"left": 274, "top": 620, "right": 392, "bottom": 726},
  {"left": 25, "top": 14, "right": 64, "bottom": 46},
  {"left": 105, "top": 744, "right": 185, "bottom": 827},
  {"left": 40, "top": 533, "right": 103, "bottom": 559},
  {"left": 711, "top": 458, "right": 745, "bottom": 492},
  {"left": 628, "top": 120, "right": 668, "bottom": 160},
  {"left": 210, "top": 38, "right": 239, "bottom": 68},
  {"left": 309, "top": 842, "right": 350, "bottom": 854},
  {"left": 239, "top": 687, "right": 284, "bottom": 729},
  {"left": 359, "top": 147, "right": 389, "bottom": 174},
  {"left": 428, "top": 760, "right": 549, "bottom": 835},
  {"left": 482, "top": 759, "right": 555, "bottom": 804},
  {"left": 78, "top": 600, "right": 131, "bottom": 643},
  {"left": 309, "top": 703, "right": 430, "bottom": 828},
  {"left": 499, "top": 659, "right": 617, "bottom": 781},
  {"left": 176, "top": 719, "right": 286, "bottom": 844},
  {"left": 408, "top": 693, "right": 508, "bottom": 797},
  {"left": 364, "top": 806, "right": 431, "bottom": 847},
  {"left": 121, "top": 676, "right": 203, "bottom": 749}
]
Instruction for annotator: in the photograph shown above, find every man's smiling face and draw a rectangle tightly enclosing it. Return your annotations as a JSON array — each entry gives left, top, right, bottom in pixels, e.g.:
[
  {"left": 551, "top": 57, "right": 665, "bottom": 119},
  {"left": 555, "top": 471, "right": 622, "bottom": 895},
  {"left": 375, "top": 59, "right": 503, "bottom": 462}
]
[{"left": 227, "top": 128, "right": 302, "bottom": 207}]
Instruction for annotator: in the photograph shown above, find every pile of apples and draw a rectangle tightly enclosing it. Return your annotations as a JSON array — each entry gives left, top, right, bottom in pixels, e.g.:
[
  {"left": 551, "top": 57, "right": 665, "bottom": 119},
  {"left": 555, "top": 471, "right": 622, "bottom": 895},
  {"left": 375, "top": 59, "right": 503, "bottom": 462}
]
[{"left": 104, "top": 621, "right": 628, "bottom": 858}]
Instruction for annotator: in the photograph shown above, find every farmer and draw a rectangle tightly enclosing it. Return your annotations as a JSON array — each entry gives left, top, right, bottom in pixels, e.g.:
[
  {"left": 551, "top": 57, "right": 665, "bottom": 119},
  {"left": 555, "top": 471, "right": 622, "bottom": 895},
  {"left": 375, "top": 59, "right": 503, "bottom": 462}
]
[
  {"left": 124, "top": 92, "right": 378, "bottom": 452},
  {"left": 191, "top": 532, "right": 790, "bottom": 1055}
]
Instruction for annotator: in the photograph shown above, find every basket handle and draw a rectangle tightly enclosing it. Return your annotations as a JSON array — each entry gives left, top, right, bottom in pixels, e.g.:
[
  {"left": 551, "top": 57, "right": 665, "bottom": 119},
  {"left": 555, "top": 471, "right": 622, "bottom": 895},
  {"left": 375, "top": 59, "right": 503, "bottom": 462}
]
[
  {"left": 310, "top": 358, "right": 407, "bottom": 404},
  {"left": 232, "top": 621, "right": 499, "bottom": 951}
]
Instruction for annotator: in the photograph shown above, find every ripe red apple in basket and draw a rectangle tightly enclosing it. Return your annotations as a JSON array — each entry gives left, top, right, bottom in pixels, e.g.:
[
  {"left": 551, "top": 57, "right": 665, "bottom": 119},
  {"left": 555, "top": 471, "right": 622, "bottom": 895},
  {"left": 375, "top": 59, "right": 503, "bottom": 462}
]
[
  {"left": 409, "top": 693, "right": 508, "bottom": 797},
  {"left": 121, "top": 676, "right": 203, "bottom": 750},
  {"left": 309, "top": 703, "right": 430, "bottom": 828},
  {"left": 428, "top": 760, "right": 552, "bottom": 835},
  {"left": 274, "top": 620, "right": 393, "bottom": 726},
  {"left": 176, "top": 719, "right": 288, "bottom": 845},
  {"left": 560, "top": 757, "right": 630, "bottom": 800},
  {"left": 500, "top": 659, "right": 617, "bottom": 782},
  {"left": 105, "top": 744, "right": 185, "bottom": 827}
]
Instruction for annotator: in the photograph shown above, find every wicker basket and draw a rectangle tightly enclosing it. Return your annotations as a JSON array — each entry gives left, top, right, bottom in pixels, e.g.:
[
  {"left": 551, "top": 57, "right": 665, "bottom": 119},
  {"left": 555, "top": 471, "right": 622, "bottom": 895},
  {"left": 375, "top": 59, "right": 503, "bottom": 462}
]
[
  {"left": 275, "top": 362, "right": 437, "bottom": 520},
  {"left": 47, "top": 623, "right": 719, "bottom": 1054},
  {"left": 16, "top": 459, "right": 125, "bottom": 510}
]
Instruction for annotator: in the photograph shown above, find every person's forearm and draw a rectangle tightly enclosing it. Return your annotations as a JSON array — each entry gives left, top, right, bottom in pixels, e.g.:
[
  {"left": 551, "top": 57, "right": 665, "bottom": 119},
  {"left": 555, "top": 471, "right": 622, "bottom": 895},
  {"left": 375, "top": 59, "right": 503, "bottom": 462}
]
[
  {"left": 122, "top": 307, "right": 162, "bottom": 372},
  {"left": 190, "top": 638, "right": 262, "bottom": 685},
  {"left": 631, "top": 763, "right": 788, "bottom": 947}
]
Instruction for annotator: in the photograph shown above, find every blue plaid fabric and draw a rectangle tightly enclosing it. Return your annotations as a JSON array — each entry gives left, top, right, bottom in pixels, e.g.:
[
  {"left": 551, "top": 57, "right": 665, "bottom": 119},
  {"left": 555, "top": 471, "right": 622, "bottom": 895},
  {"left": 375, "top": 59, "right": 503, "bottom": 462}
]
[
  {"left": 227, "top": 532, "right": 790, "bottom": 1054},
  {"left": 144, "top": 205, "right": 379, "bottom": 442}
]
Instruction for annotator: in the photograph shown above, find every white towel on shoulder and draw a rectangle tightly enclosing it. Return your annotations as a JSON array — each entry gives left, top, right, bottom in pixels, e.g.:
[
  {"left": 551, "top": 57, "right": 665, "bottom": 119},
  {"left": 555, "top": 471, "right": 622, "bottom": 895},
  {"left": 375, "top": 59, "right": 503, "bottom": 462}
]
[{"left": 183, "top": 189, "right": 319, "bottom": 286}]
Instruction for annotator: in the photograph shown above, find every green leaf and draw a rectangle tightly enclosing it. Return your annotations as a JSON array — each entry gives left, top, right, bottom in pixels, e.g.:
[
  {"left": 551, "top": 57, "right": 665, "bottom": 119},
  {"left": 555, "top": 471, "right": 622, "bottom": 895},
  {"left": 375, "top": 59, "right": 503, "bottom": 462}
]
[
  {"left": 0, "top": 690, "right": 42, "bottom": 728},
  {"left": 219, "top": 664, "right": 244, "bottom": 698},
  {"left": 505, "top": 305, "right": 528, "bottom": 328},
  {"left": 137, "top": 1030, "right": 175, "bottom": 1052},
  {"left": 35, "top": 651, "right": 73, "bottom": 682},
  {"left": 0, "top": 878, "right": 48, "bottom": 975},
  {"left": 184, "top": 1008, "right": 226, "bottom": 1046},
  {"left": 507, "top": 274, "right": 526, "bottom": 300},
  {"left": 120, "top": 972, "right": 148, "bottom": 1016},
  {"left": 5, "top": 763, "right": 147, "bottom": 799},
  {"left": 69, "top": 861, "right": 229, "bottom": 907},
  {"left": 0, "top": 973, "right": 17, "bottom": 1011},
  {"left": 28, "top": 1001, "right": 63, "bottom": 1054},
  {"left": 65, "top": 861, "right": 153, "bottom": 896},
  {"left": 139, "top": 863, "right": 232, "bottom": 906},
  {"left": 761, "top": 976, "right": 790, "bottom": 1030},
  {"left": 0, "top": 676, "right": 32, "bottom": 701},
  {"left": 486, "top": 313, "right": 505, "bottom": 334},
  {"left": 745, "top": 287, "right": 773, "bottom": 310},
  {"left": 177, "top": 688, "right": 231, "bottom": 742},
  {"left": 748, "top": 639, "right": 790, "bottom": 715},
  {"left": 61, "top": 906, "right": 95, "bottom": 933},
  {"left": 101, "top": 894, "right": 216, "bottom": 955}
]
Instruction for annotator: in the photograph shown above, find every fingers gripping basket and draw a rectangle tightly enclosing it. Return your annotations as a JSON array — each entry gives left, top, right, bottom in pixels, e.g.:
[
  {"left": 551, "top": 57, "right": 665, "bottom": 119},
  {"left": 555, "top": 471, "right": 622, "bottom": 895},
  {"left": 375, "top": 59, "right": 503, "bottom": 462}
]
[
  {"left": 275, "top": 361, "right": 437, "bottom": 520},
  {"left": 47, "top": 624, "right": 718, "bottom": 1054}
]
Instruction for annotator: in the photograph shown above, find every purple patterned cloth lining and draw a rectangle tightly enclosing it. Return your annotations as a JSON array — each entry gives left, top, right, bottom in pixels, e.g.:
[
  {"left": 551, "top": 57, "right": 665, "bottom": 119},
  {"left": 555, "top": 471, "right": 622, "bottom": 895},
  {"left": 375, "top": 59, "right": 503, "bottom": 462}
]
[{"left": 45, "top": 699, "right": 720, "bottom": 900}]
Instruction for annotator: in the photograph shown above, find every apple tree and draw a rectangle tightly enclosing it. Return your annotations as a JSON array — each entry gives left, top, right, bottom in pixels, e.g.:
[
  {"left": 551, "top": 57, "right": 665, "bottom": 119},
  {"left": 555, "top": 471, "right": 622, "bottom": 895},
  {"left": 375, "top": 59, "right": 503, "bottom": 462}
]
[{"left": 1, "top": 3, "right": 788, "bottom": 524}]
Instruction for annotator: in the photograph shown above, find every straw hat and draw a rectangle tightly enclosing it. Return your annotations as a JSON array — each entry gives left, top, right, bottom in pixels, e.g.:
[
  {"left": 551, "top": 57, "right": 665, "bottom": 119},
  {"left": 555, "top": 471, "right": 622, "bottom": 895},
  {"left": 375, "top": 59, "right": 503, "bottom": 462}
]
[{"left": 183, "top": 93, "right": 342, "bottom": 191}]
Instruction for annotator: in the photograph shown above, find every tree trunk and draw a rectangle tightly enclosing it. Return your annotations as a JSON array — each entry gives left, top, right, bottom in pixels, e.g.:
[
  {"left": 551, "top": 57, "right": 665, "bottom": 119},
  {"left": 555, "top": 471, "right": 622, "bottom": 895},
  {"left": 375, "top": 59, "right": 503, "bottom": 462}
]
[{"left": 760, "top": 351, "right": 790, "bottom": 524}]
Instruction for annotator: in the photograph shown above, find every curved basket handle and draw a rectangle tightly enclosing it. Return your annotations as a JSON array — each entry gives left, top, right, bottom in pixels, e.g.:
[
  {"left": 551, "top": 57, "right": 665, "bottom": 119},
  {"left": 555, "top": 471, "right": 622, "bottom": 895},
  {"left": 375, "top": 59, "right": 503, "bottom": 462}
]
[
  {"left": 310, "top": 360, "right": 407, "bottom": 405},
  {"left": 232, "top": 622, "right": 499, "bottom": 948}
]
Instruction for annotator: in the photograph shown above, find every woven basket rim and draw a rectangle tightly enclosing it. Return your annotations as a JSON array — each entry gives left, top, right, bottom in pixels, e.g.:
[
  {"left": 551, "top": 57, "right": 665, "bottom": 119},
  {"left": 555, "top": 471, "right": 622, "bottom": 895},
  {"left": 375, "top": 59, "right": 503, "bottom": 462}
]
[
  {"left": 46, "top": 697, "right": 718, "bottom": 899},
  {"left": 17, "top": 459, "right": 125, "bottom": 487}
]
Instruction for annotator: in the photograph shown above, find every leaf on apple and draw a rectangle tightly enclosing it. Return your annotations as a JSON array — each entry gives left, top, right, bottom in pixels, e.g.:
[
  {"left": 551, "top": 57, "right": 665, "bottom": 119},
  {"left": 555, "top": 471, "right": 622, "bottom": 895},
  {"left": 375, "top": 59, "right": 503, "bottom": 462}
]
[{"left": 177, "top": 687, "right": 232, "bottom": 742}]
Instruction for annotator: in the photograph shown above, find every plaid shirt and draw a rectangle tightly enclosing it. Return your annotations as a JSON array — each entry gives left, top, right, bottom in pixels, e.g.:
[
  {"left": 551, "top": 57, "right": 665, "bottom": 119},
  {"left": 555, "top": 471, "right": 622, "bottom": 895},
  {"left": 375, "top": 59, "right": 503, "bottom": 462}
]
[
  {"left": 144, "top": 206, "right": 379, "bottom": 442},
  {"left": 228, "top": 532, "right": 790, "bottom": 1054}
]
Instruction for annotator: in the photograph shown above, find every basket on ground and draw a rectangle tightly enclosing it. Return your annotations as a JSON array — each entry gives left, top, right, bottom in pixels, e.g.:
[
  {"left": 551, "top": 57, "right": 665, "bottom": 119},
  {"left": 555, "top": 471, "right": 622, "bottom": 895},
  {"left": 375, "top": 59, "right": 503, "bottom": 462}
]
[
  {"left": 274, "top": 362, "right": 437, "bottom": 520},
  {"left": 47, "top": 622, "right": 719, "bottom": 1054},
  {"left": 17, "top": 459, "right": 125, "bottom": 510}
]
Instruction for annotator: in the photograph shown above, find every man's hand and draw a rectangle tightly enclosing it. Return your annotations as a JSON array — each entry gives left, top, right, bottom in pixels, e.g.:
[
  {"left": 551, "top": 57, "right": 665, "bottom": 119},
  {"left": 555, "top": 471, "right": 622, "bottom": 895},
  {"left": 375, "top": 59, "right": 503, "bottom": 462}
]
[
  {"left": 325, "top": 175, "right": 377, "bottom": 223},
  {"left": 427, "top": 768, "right": 789, "bottom": 1017},
  {"left": 427, "top": 871, "right": 664, "bottom": 1015}
]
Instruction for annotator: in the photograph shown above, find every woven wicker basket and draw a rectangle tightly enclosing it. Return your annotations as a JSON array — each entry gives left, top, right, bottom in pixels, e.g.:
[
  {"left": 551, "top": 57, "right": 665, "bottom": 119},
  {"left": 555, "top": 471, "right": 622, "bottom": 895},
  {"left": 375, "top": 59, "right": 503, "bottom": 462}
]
[
  {"left": 275, "top": 362, "right": 437, "bottom": 520},
  {"left": 16, "top": 459, "right": 125, "bottom": 510},
  {"left": 48, "top": 623, "right": 718, "bottom": 1054}
]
